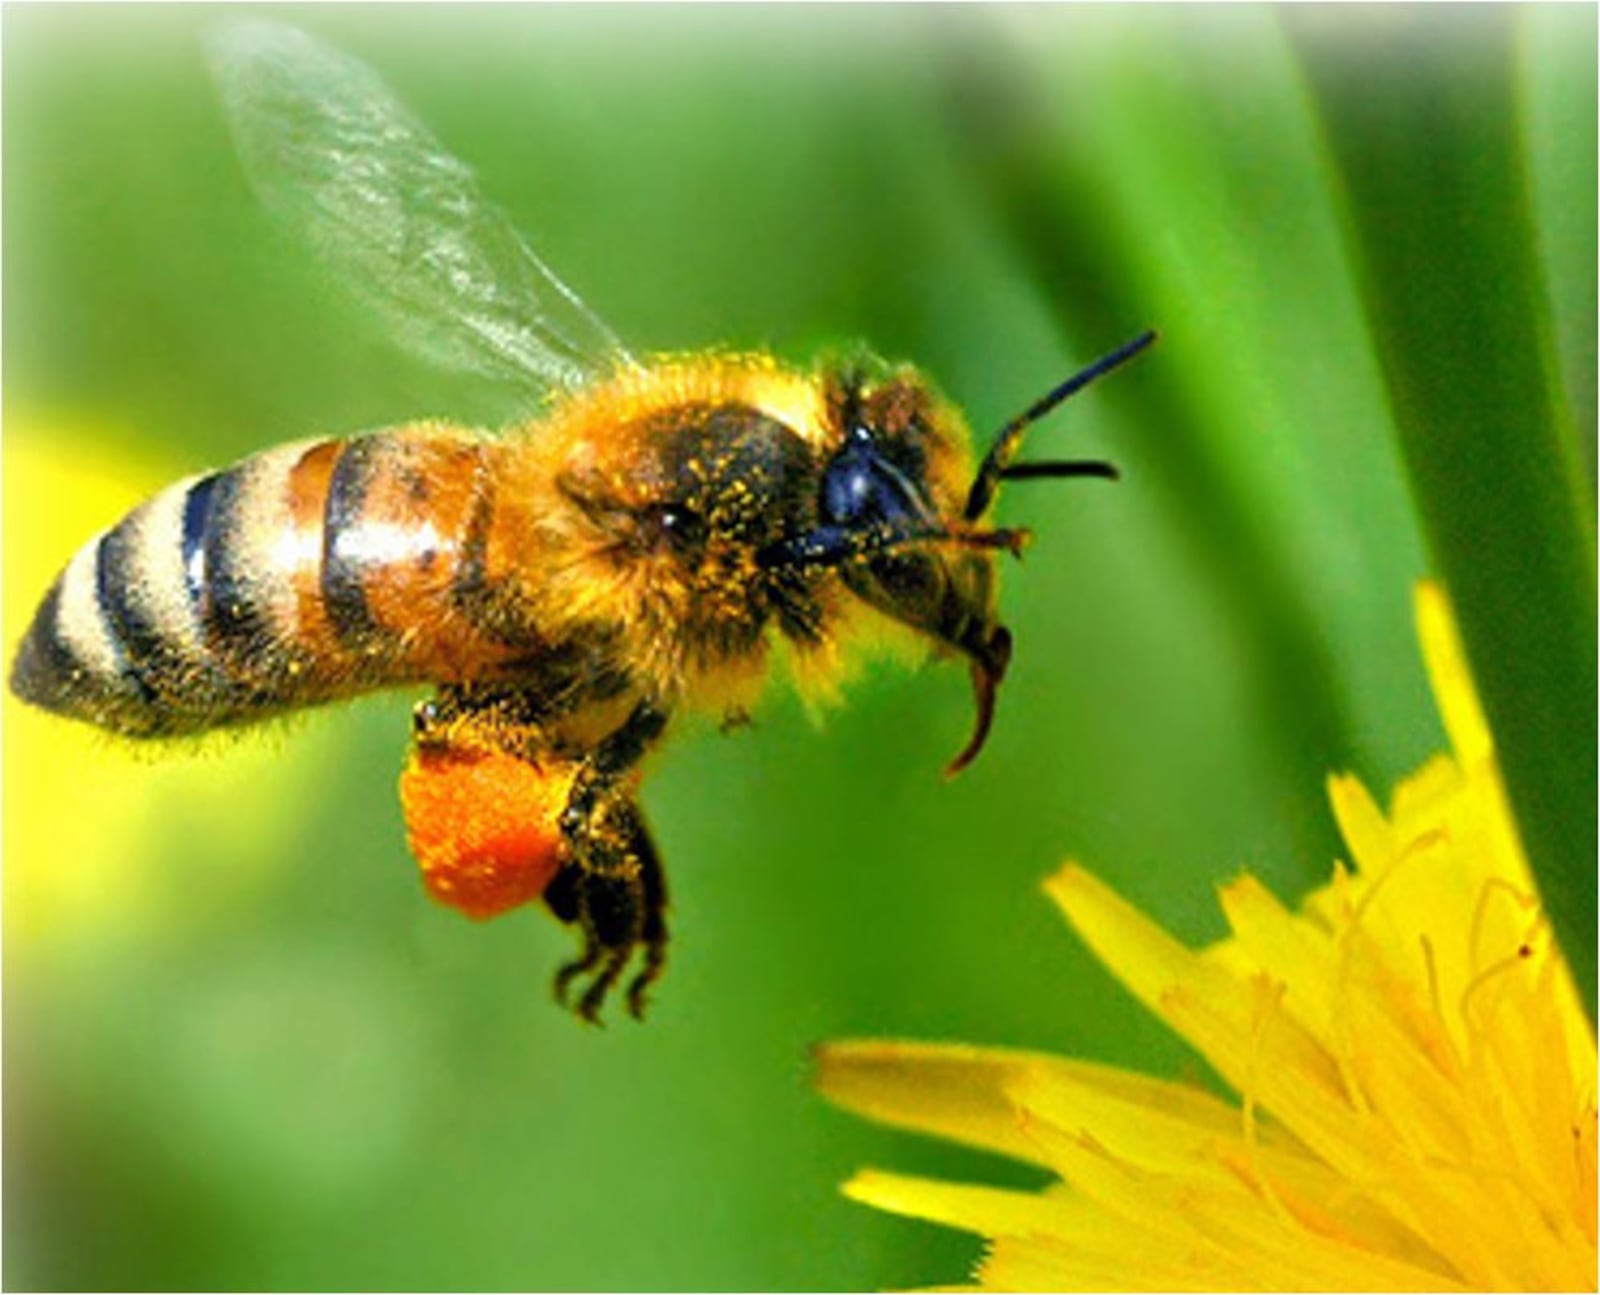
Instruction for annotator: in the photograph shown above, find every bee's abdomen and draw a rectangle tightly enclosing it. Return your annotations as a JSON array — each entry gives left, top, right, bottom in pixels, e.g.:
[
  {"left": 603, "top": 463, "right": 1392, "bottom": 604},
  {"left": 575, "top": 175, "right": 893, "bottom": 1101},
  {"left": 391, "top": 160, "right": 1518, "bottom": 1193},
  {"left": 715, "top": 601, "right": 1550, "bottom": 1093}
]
[{"left": 10, "top": 428, "right": 515, "bottom": 737}]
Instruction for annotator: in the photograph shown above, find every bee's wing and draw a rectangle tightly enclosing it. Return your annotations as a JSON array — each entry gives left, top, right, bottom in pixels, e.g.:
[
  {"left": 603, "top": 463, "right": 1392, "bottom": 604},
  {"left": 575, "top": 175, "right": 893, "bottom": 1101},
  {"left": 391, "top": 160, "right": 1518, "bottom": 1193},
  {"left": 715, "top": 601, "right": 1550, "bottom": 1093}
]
[{"left": 208, "top": 20, "right": 633, "bottom": 397}]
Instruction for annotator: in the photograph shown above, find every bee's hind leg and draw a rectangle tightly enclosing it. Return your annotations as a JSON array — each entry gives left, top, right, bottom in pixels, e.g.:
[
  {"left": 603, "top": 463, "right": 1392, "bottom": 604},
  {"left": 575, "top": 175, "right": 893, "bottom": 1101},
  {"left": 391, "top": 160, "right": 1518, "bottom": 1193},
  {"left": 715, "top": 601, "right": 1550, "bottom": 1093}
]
[
  {"left": 574, "top": 867, "right": 644, "bottom": 1024},
  {"left": 544, "top": 865, "right": 602, "bottom": 1008},
  {"left": 543, "top": 796, "right": 669, "bottom": 1024},
  {"left": 625, "top": 823, "right": 669, "bottom": 1021}
]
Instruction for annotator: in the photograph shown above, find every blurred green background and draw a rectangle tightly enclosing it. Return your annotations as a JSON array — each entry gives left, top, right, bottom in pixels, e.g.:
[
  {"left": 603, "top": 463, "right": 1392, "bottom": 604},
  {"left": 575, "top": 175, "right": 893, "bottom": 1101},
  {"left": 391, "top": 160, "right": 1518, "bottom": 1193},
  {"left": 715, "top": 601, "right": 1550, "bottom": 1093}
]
[{"left": 4, "top": 5, "right": 1593, "bottom": 1291}]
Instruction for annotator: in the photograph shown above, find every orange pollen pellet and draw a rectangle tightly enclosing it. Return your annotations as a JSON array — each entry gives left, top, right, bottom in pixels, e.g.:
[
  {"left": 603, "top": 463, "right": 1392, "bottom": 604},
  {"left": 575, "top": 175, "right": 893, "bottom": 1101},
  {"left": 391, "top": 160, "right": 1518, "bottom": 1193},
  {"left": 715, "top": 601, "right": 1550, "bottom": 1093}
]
[{"left": 398, "top": 746, "right": 577, "bottom": 920}]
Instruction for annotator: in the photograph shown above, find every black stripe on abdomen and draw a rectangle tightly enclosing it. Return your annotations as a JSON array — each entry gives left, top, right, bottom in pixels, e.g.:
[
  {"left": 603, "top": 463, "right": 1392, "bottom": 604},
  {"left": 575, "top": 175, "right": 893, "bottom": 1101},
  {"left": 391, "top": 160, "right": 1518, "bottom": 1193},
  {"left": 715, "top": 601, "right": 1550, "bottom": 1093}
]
[
  {"left": 195, "top": 464, "right": 295, "bottom": 700},
  {"left": 9, "top": 552, "right": 164, "bottom": 737},
  {"left": 449, "top": 465, "right": 536, "bottom": 649},
  {"left": 92, "top": 484, "right": 246, "bottom": 729},
  {"left": 321, "top": 437, "right": 387, "bottom": 651},
  {"left": 321, "top": 437, "right": 409, "bottom": 668},
  {"left": 9, "top": 582, "right": 91, "bottom": 713},
  {"left": 95, "top": 519, "right": 177, "bottom": 708},
  {"left": 181, "top": 471, "right": 221, "bottom": 605}
]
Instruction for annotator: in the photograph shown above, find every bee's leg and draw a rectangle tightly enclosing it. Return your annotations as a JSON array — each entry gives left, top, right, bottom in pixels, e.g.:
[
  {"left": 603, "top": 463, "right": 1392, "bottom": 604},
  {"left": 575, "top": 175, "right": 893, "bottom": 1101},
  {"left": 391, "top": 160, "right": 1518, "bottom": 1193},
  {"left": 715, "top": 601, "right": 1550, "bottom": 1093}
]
[
  {"left": 544, "top": 793, "right": 667, "bottom": 1023},
  {"left": 549, "top": 867, "right": 644, "bottom": 1024},
  {"left": 544, "top": 863, "right": 603, "bottom": 1008},
  {"left": 559, "top": 699, "right": 669, "bottom": 843},
  {"left": 553, "top": 944, "right": 602, "bottom": 1010},
  {"left": 410, "top": 685, "right": 549, "bottom": 761},
  {"left": 407, "top": 687, "right": 670, "bottom": 1022},
  {"left": 625, "top": 820, "right": 670, "bottom": 1021},
  {"left": 573, "top": 863, "right": 645, "bottom": 1024},
  {"left": 553, "top": 700, "right": 668, "bottom": 1010},
  {"left": 757, "top": 520, "right": 1028, "bottom": 574}
]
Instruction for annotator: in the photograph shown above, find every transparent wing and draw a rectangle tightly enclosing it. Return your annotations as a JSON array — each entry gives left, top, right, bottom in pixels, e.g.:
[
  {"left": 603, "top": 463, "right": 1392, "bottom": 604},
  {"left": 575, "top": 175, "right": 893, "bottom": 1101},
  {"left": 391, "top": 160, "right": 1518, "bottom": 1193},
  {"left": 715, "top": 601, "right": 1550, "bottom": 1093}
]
[{"left": 207, "top": 19, "right": 633, "bottom": 396}]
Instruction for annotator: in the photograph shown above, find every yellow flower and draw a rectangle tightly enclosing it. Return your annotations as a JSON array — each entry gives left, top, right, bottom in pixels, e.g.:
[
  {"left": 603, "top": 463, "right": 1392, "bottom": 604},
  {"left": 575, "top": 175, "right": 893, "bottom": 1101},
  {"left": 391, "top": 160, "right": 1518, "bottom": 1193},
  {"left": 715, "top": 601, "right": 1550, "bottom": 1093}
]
[
  {"left": 817, "top": 584, "right": 1597, "bottom": 1292},
  {"left": 4, "top": 425, "right": 323, "bottom": 952}
]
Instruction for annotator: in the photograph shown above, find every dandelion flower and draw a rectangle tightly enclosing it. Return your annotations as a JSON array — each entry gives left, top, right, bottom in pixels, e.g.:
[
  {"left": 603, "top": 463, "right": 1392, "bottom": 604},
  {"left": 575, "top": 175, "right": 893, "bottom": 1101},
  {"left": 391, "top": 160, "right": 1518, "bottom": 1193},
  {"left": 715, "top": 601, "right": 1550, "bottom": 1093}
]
[{"left": 817, "top": 583, "right": 1597, "bottom": 1291}]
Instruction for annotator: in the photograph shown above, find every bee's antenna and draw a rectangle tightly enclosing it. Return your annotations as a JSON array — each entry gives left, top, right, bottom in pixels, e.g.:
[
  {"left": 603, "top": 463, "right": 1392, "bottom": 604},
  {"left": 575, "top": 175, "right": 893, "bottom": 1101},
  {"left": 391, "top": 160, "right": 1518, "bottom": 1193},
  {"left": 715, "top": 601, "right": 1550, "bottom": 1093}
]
[
  {"left": 998, "top": 460, "right": 1120, "bottom": 484},
  {"left": 963, "top": 329, "right": 1156, "bottom": 521}
]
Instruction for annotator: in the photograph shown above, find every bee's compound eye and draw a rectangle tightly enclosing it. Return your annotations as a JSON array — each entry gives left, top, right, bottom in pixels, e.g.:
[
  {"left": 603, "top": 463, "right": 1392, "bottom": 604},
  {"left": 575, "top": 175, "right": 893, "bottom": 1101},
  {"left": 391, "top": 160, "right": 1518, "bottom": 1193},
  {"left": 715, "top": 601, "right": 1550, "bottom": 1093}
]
[
  {"left": 821, "top": 458, "right": 873, "bottom": 525},
  {"left": 413, "top": 699, "right": 442, "bottom": 736},
  {"left": 820, "top": 445, "right": 921, "bottom": 530}
]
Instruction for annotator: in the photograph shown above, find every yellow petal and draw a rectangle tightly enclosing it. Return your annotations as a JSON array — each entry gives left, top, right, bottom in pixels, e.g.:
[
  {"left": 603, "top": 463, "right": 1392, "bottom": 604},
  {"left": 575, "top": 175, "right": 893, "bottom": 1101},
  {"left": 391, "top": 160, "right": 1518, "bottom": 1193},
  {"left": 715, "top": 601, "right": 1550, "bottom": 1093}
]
[
  {"left": 1003, "top": 1056, "right": 1306, "bottom": 1172},
  {"left": 814, "top": 1041, "right": 1051, "bottom": 1167},
  {"left": 1046, "top": 864, "right": 1353, "bottom": 1130},
  {"left": 1017, "top": 1113, "right": 1463, "bottom": 1292},
  {"left": 842, "top": 1169, "right": 1062, "bottom": 1238},
  {"left": 1043, "top": 863, "right": 1242, "bottom": 1025},
  {"left": 1415, "top": 580, "right": 1492, "bottom": 767},
  {"left": 1215, "top": 872, "right": 1339, "bottom": 1042}
]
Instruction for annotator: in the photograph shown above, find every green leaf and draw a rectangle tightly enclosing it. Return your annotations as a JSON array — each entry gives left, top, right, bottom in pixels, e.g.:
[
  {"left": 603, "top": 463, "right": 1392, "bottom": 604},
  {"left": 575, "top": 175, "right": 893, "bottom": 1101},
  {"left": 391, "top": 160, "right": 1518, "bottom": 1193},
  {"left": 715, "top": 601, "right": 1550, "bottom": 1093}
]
[{"left": 1289, "top": 6, "right": 1597, "bottom": 1016}]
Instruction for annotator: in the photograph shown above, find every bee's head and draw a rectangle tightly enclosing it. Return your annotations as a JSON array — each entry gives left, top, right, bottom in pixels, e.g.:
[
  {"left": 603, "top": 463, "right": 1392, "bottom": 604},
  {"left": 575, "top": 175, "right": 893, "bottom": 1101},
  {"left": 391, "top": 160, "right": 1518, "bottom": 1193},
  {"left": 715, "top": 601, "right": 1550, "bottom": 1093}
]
[
  {"left": 811, "top": 365, "right": 1013, "bottom": 775},
  {"left": 776, "top": 332, "right": 1155, "bottom": 775}
]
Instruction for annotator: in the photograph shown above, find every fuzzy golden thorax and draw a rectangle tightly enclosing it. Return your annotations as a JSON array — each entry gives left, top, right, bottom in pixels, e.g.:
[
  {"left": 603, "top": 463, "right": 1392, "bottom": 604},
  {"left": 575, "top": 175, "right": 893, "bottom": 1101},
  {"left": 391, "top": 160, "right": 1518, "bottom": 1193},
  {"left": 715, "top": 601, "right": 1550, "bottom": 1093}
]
[{"left": 494, "top": 354, "right": 1005, "bottom": 719}]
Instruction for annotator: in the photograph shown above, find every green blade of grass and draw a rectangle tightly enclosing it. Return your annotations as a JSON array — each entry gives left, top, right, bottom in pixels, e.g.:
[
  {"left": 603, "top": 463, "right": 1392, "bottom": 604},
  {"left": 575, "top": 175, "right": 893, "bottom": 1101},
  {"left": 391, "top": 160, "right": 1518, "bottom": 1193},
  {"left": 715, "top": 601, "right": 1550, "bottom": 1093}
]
[
  {"left": 1289, "top": 7, "right": 1597, "bottom": 1016},
  {"left": 927, "top": 8, "right": 1440, "bottom": 889}
]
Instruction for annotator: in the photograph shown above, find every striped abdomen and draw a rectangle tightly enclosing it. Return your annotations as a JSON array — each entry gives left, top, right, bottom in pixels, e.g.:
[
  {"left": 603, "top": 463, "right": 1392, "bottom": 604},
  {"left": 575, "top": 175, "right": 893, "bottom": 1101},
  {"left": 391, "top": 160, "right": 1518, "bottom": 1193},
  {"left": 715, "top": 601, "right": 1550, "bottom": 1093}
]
[{"left": 10, "top": 425, "right": 533, "bottom": 737}]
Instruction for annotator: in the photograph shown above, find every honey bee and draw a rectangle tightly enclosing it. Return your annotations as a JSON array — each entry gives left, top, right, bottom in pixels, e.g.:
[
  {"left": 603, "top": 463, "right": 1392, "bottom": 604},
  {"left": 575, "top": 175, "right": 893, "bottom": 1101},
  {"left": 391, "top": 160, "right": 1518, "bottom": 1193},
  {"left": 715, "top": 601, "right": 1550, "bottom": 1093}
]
[{"left": 9, "top": 22, "right": 1154, "bottom": 1022}]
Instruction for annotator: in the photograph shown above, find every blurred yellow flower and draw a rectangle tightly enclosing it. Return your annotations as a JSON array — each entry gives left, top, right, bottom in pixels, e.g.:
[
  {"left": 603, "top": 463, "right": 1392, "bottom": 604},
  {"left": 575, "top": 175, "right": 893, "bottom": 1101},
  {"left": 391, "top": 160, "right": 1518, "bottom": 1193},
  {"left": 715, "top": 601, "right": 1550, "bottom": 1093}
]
[
  {"left": 817, "top": 583, "right": 1597, "bottom": 1291},
  {"left": 3, "top": 426, "right": 324, "bottom": 952}
]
